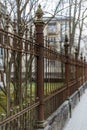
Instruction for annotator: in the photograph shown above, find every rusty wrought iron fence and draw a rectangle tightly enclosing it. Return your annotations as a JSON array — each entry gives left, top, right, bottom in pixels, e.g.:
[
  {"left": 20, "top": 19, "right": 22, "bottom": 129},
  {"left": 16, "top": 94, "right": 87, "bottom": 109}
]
[
  {"left": 0, "top": 7, "right": 87, "bottom": 130},
  {"left": 0, "top": 28, "right": 39, "bottom": 130}
]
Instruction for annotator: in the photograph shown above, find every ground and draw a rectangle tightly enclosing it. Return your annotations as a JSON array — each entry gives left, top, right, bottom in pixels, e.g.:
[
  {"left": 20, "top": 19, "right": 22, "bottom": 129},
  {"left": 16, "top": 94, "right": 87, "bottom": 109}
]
[{"left": 63, "top": 89, "right": 87, "bottom": 130}]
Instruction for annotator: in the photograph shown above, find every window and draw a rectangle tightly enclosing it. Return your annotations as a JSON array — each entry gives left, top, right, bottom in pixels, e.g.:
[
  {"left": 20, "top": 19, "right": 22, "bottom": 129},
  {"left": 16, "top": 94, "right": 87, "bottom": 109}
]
[
  {"left": 60, "top": 21, "right": 68, "bottom": 32},
  {"left": 0, "top": 48, "right": 3, "bottom": 56},
  {"left": 1, "top": 48, "right": 3, "bottom": 55},
  {"left": 48, "top": 37, "right": 56, "bottom": 42},
  {"left": 60, "top": 23, "right": 66, "bottom": 31},
  {"left": 60, "top": 22, "right": 68, "bottom": 42},
  {"left": 48, "top": 23, "right": 56, "bottom": 32},
  {"left": 60, "top": 35, "right": 65, "bottom": 42},
  {"left": 48, "top": 37, "right": 56, "bottom": 46}
]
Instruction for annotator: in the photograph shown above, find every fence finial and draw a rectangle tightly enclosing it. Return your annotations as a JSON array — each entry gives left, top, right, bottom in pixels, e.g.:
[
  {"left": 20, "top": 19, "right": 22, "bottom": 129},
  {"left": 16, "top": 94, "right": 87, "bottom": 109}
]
[
  {"left": 35, "top": 4, "right": 43, "bottom": 20},
  {"left": 75, "top": 47, "right": 78, "bottom": 55},
  {"left": 13, "top": 19, "right": 16, "bottom": 32},
  {"left": 75, "top": 47, "right": 78, "bottom": 53},
  {"left": 84, "top": 56, "right": 86, "bottom": 62},
  {"left": 80, "top": 53, "right": 83, "bottom": 60},
  {"left": 75, "top": 47, "right": 78, "bottom": 60},
  {"left": 5, "top": 14, "right": 9, "bottom": 30},
  {"left": 65, "top": 34, "right": 68, "bottom": 43}
]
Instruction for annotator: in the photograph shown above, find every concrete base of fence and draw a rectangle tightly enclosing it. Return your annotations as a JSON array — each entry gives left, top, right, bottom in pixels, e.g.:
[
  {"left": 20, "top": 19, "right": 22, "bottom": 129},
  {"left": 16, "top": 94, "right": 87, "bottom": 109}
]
[
  {"left": 37, "top": 125, "right": 51, "bottom": 130},
  {"left": 38, "top": 82, "right": 87, "bottom": 130}
]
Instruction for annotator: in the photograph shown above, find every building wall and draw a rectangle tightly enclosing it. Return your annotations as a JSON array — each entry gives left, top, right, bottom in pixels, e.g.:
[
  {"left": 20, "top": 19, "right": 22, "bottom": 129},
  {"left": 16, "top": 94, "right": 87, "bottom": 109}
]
[{"left": 44, "top": 18, "right": 70, "bottom": 52}]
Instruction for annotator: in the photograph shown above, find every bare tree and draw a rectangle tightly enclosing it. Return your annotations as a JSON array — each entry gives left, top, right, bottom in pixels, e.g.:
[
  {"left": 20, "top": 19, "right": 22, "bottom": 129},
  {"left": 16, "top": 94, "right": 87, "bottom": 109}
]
[
  {"left": 68, "top": 0, "right": 87, "bottom": 56},
  {"left": 0, "top": 0, "right": 87, "bottom": 114}
]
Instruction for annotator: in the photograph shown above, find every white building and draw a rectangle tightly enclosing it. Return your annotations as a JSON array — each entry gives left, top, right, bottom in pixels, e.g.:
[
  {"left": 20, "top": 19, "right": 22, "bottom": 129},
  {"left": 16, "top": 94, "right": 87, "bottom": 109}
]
[
  {"left": 0, "top": 2, "right": 7, "bottom": 70},
  {"left": 44, "top": 17, "right": 71, "bottom": 52}
]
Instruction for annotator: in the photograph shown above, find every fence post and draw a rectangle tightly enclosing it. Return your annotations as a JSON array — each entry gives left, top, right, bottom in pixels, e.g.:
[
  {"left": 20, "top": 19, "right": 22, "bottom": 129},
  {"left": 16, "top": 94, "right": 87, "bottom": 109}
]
[
  {"left": 80, "top": 53, "right": 83, "bottom": 85},
  {"left": 75, "top": 48, "right": 78, "bottom": 89},
  {"left": 86, "top": 59, "right": 87, "bottom": 81},
  {"left": 5, "top": 15, "right": 10, "bottom": 115},
  {"left": 34, "top": 5, "right": 46, "bottom": 128},
  {"left": 64, "top": 35, "right": 69, "bottom": 97},
  {"left": 84, "top": 57, "right": 86, "bottom": 82}
]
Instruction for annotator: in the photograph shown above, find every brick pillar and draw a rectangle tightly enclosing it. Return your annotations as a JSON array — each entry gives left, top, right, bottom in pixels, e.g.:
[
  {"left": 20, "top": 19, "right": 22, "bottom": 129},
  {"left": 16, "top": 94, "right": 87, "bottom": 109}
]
[
  {"left": 64, "top": 35, "right": 69, "bottom": 97},
  {"left": 34, "top": 5, "right": 46, "bottom": 129}
]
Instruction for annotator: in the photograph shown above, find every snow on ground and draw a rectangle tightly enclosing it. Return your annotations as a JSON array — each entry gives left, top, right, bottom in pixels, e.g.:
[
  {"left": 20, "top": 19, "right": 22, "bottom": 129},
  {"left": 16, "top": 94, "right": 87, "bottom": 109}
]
[{"left": 63, "top": 89, "right": 87, "bottom": 130}]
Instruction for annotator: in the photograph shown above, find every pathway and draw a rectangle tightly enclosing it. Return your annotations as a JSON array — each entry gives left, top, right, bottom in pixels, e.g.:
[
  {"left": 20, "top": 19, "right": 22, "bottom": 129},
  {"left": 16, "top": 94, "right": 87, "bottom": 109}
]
[{"left": 63, "top": 89, "right": 87, "bottom": 130}]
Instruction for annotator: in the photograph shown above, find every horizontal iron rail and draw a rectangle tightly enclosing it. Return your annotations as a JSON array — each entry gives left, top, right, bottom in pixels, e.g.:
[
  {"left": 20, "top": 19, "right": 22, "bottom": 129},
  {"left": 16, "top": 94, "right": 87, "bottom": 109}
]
[
  {"left": 0, "top": 101, "right": 39, "bottom": 126},
  {"left": 44, "top": 86, "right": 67, "bottom": 102}
]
